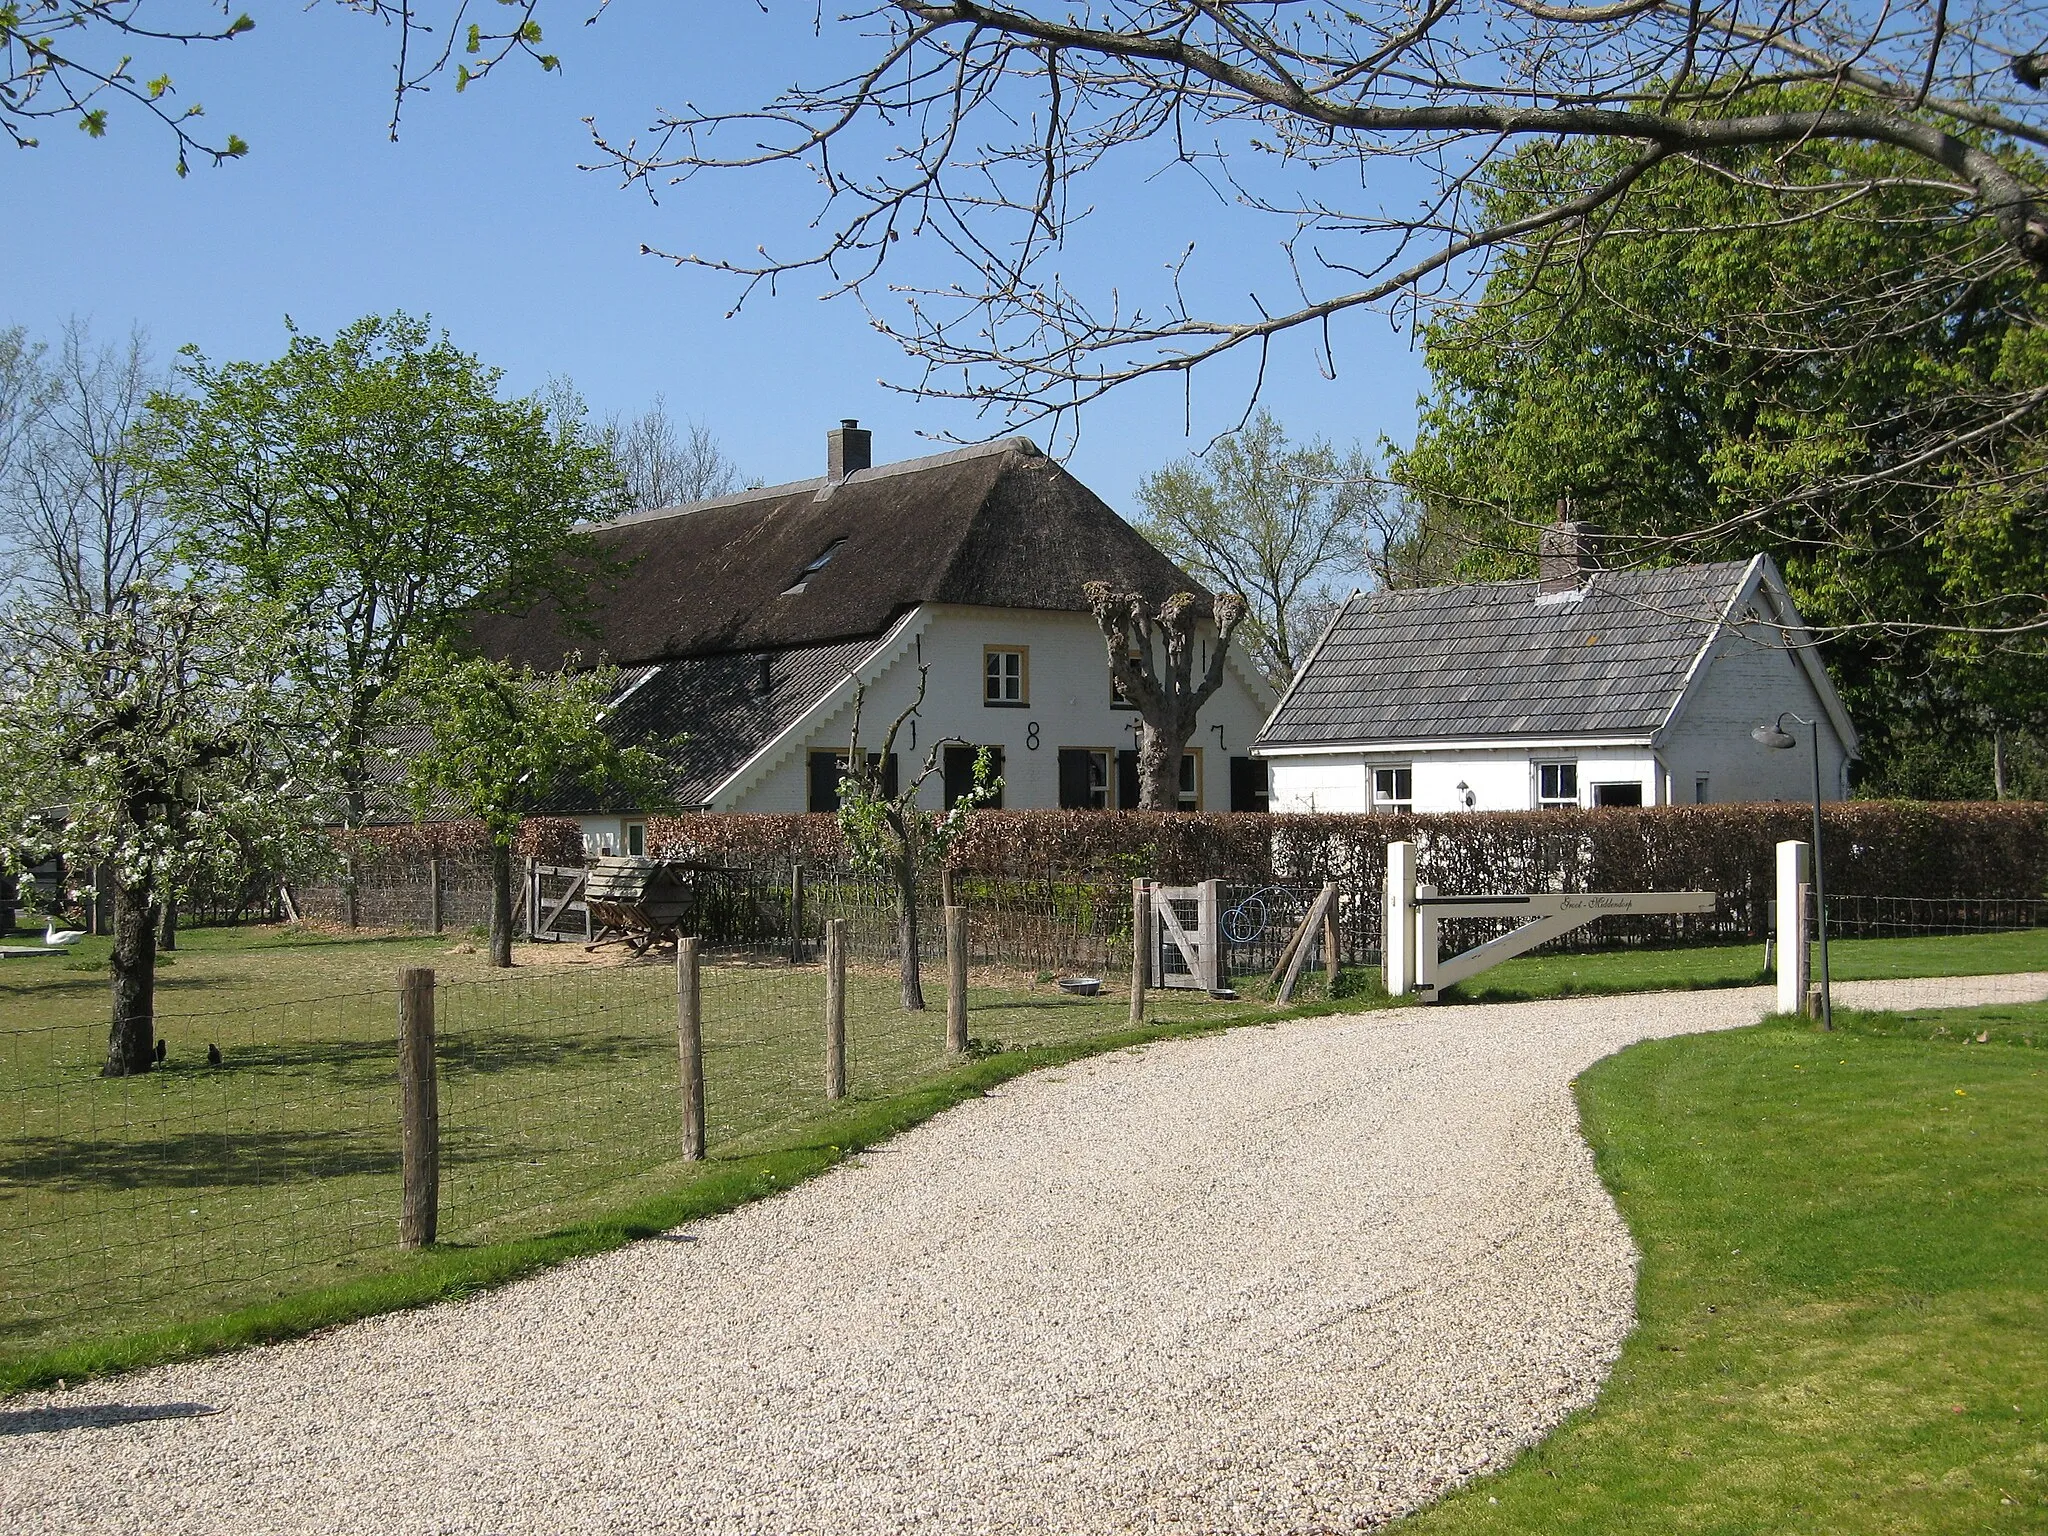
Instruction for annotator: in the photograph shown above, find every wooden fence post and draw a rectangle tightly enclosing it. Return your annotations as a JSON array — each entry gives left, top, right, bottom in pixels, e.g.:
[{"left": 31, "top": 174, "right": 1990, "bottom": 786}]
[
  {"left": 675, "top": 946, "right": 708, "bottom": 1163},
  {"left": 428, "top": 854, "right": 444, "bottom": 935},
  {"left": 397, "top": 967, "right": 439, "bottom": 1248},
  {"left": 677, "top": 937, "right": 705, "bottom": 1160},
  {"left": 1129, "top": 878, "right": 1148, "bottom": 1025},
  {"left": 945, "top": 905, "right": 969, "bottom": 1055},
  {"left": 788, "top": 864, "right": 805, "bottom": 965},
  {"left": 1323, "top": 886, "right": 1340, "bottom": 993},
  {"left": 825, "top": 919, "right": 847, "bottom": 1099},
  {"left": 1198, "top": 878, "right": 1223, "bottom": 993}
]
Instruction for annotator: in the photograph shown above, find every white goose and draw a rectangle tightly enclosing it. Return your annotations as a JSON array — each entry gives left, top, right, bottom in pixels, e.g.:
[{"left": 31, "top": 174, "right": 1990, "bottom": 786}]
[{"left": 43, "top": 919, "right": 85, "bottom": 948}]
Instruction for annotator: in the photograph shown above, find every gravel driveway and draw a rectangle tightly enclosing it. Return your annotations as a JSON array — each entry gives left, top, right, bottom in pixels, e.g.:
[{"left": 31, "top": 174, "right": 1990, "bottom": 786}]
[{"left": 5, "top": 972, "right": 2043, "bottom": 1536}]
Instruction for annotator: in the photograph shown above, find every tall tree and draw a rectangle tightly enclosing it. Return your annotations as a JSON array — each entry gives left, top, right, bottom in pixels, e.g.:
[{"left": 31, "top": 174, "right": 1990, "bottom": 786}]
[
  {"left": 1389, "top": 123, "right": 2048, "bottom": 782},
  {"left": 139, "top": 313, "right": 627, "bottom": 836},
  {"left": 0, "top": 584, "right": 325, "bottom": 1073},
  {"left": 1136, "top": 411, "right": 1377, "bottom": 685},
  {"left": 1084, "top": 584, "right": 1247, "bottom": 811},
  {"left": 397, "top": 647, "right": 665, "bottom": 967},
  {"left": 604, "top": 397, "right": 743, "bottom": 512},
  {"left": 2, "top": 320, "right": 169, "bottom": 620}
]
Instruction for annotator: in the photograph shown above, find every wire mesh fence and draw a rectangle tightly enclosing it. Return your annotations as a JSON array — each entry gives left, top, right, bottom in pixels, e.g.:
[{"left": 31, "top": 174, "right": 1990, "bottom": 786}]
[
  {"left": 0, "top": 939, "right": 1189, "bottom": 1370},
  {"left": 1818, "top": 894, "right": 2048, "bottom": 938}
]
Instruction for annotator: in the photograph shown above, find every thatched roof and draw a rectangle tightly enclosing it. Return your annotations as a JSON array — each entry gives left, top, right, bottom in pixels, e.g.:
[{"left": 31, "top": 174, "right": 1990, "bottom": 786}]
[{"left": 473, "top": 437, "right": 1206, "bottom": 668}]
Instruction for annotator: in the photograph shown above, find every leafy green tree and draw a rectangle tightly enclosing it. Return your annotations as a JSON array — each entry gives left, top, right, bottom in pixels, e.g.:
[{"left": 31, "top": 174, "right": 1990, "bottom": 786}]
[
  {"left": 1391, "top": 123, "right": 2048, "bottom": 781},
  {"left": 0, "top": 583, "right": 328, "bottom": 1073},
  {"left": 836, "top": 668, "right": 999, "bottom": 1011},
  {"left": 1135, "top": 411, "right": 1380, "bottom": 685},
  {"left": 397, "top": 647, "right": 665, "bottom": 967},
  {"left": 139, "top": 314, "right": 626, "bottom": 856}
]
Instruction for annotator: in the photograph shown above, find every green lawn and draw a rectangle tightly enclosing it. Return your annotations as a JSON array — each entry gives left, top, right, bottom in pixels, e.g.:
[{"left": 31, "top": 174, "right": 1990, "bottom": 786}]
[
  {"left": 6, "top": 921, "right": 2046, "bottom": 1413},
  {"left": 1443, "top": 927, "right": 2048, "bottom": 1003},
  {"left": 1392, "top": 999, "right": 2048, "bottom": 1533},
  {"left": 0, "top": 922, "right": 1269, "bottom": 1387}
]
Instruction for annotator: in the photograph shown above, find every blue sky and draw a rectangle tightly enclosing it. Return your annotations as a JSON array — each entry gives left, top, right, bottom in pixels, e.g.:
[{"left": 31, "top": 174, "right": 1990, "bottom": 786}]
[{"left": 5, "top": 2, "right": 1432, "bottom": 509}]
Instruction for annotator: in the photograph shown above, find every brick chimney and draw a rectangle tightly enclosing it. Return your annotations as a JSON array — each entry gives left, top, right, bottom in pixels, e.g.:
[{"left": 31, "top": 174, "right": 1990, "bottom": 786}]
[
  {"left": 1538, "top": 498, "right": 1592, "bottom": 593},
  {"left": 827, "top": 419, "right": 872, "bottom": 481}
]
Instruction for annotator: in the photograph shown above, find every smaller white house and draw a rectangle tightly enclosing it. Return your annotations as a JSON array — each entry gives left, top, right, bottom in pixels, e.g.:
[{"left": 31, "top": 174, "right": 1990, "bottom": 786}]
[{"left": 1254, "top": 527, "right": 1857, "bottom": 814}]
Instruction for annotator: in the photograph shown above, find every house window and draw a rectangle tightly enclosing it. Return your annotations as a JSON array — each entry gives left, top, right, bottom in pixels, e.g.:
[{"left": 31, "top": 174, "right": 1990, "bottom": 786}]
[
  {"left": 1229, "top": 756, "right": 1270, "bottom": 813},
  {"left": 943, "top": 743, "right": 1005, "bottom": 809},
  {"left": 1592, "top": 781, "right": 1643, "bottom": 808},
  {"left": 782, "top": 539, "right": 846, "bottom": 595},
  {"left": 1178, "top": 749, "right": 1202, "bottom": 813},
  {"left": 624, "top": 821, "right": 647, "bottom": 858},
  {"left": 1694, "top": 775, "right": 1710, "bottom": 805},
  {"left": 808, "top": 750, "right": 898, "bottom": 813},
  {"left": 1536, "top": 761, "right": 1578, "bottom": 808},
  {"left": 1372, "top": 764, "right": 1413, "bottom": 814},
  {"left": 1058, "top": 748, "right": 1111, "bottom": 810},
  {"left": 984, "top": 646, "right": 1028, "bottom": 707}
]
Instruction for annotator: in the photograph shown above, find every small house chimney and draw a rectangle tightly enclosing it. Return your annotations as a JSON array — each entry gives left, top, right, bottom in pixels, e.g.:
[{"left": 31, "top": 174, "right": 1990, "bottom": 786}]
[
  {"left": 1538, "top": 497, "right": 1592, "bottom": 593},
  {"left": 827, "top": 419, "right": 872, "bottom": 481}
]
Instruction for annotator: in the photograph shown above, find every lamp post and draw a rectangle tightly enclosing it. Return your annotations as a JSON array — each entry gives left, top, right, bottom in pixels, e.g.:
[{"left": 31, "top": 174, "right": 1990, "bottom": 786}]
[{"left": 1751, "top": 712, "right": 1832, "bottom": 1030}]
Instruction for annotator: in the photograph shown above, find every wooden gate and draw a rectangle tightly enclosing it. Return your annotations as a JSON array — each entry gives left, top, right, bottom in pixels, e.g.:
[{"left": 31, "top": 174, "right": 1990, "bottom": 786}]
[
  {"left": 526, "top": 862, "right": 591, "bottom": 943},
  {"left": 1151, "top": 880, "right": 1223, "bottom": 992}
]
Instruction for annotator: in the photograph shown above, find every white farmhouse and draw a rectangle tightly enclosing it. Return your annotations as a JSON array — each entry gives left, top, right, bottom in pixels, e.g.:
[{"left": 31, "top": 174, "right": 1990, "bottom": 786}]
[
  {"left": 1254, "top": 523, "right": 1858, "bottom": 814},
  {"left": 474, "top": 423, "right": 1275, "bottom": 853}
]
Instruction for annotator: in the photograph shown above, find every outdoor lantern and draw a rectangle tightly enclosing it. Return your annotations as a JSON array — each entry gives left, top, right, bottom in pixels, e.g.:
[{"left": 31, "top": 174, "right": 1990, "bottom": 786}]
[{"left": 1752, "top": 712, "right": 1833, "bottom": 1029}]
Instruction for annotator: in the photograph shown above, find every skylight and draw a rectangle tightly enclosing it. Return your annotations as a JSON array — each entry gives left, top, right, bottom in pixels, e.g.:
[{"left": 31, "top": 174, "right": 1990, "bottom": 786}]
[{"left": 782, "top": 539, "right": 846, "bottom": 595}]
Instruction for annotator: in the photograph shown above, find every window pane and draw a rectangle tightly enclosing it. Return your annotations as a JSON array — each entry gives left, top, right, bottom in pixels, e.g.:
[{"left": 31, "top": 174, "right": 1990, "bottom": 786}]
[{"left": 1559, "top": 763, "right": 1577, "bottom": 797}]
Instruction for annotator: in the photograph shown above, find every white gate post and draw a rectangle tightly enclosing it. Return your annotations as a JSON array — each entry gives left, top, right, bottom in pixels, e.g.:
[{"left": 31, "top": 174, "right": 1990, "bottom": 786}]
[
  {"left": 1776, "top": 840, "right": 1810, "bottom": 1015},
  {"left": 1384, "top": 842, "right": 1416, "bottom": 995}
]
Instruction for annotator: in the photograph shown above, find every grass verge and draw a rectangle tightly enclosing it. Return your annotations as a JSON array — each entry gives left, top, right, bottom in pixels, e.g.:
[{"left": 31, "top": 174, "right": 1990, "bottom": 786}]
[
  {"left": 1391, "top": 999, "right": 2048, "bottom": 1533},
  {"left": 1442, "top": 927, "right": 2048, "bottom": 1003}
]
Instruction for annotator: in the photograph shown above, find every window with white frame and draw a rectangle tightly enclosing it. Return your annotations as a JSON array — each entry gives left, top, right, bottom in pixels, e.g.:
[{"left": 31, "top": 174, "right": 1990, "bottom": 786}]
[
  {"left": 1536, "top": 760, "right": 1578, "bottom": 808},
  {"left": 1372, "top": 764, "right": 1413, "bottom": 813},
  {"left": 984, "top": 646, "right": 1028, "bottom": 706}
]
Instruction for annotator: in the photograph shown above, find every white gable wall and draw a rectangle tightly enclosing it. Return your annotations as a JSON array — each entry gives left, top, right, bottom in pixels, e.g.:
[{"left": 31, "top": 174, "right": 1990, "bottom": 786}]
[
  {"left": 721, "top": 603, "right": 1275, "bottom": 812},
  {"left": 1657, "top": 618, "right": 1853, "bottom": 803}
]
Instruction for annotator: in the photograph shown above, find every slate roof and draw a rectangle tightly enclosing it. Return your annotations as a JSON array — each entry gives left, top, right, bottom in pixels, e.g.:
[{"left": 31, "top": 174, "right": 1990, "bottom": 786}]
[
  {"left": 1258, "top": 561, "right": 1759, "bottom": 747},
  {"left": 596, "top": 637, "right": 880, "bottom": 808},
  {"left": 472, "top": 437, "right": 1207, "bottom": 669}
]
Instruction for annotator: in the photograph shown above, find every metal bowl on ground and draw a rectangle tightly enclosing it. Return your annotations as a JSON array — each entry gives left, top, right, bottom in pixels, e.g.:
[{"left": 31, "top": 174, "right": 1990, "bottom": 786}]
[{"left": 1057, "top": 977, "right": 1103, "bottom": 996}]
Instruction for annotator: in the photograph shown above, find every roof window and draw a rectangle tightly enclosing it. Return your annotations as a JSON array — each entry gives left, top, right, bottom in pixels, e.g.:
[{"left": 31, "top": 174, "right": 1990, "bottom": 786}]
[{"left": 782, "top": 539, "right": 846, "bottom": 595}]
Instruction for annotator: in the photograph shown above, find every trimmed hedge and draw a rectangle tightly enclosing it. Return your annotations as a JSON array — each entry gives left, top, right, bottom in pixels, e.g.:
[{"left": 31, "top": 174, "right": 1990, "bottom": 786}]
[{"left": 648, "top": 803, "right": 2048, "bottom": 902}]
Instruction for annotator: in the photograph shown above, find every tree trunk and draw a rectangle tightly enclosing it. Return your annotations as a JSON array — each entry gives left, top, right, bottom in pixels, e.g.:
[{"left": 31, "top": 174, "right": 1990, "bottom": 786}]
[
  {"left": 896, "top": 850, "right": 925, "bottom": 1011},
  {"left": 103, "top": 879, "right": 158, "bottom": 1077},
  {"left": 489, "top": 839, "right": 515, "bottom": 968},
  {"left": 158, "top": 891, "right": 178, "bottom": 952},
  {"left": 1137, "top": 723, "right": 1188, "bottom": 811}
]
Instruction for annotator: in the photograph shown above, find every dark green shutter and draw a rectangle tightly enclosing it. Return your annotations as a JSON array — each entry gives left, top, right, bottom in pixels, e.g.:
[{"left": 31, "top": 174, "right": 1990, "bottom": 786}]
[{"left": 1117, "top": 749, "right": 1140, "bottom": 810}]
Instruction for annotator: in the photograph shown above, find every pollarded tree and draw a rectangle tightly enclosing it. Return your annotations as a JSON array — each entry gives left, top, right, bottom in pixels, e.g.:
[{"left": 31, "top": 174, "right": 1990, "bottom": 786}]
[
  {"left": 396, "top": 646, "right": 667, "bottom": 968},
  {"left": 1083, "top": 583, "right": 1247, "bottom": 812},
  {"left": 140, "top": 314, "right": 627, "bottom": 857},
  {"left": 836, "top": 668, "right": 999, "bottom": 1011},
  {"left": 0, "top": 583, "right": 328, "bottom": 1074}
]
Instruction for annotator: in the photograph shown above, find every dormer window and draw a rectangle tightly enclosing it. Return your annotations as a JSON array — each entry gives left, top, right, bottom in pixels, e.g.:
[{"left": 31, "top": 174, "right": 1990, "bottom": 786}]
[{"left": 782, "top": 539, "right": 846, "bottom": 595}]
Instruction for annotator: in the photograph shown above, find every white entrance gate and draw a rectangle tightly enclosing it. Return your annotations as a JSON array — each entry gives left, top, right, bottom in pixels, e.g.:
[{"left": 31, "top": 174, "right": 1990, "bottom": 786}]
[{"left": 1383, "top": 841, "right": 1715, "bottom": 1001}]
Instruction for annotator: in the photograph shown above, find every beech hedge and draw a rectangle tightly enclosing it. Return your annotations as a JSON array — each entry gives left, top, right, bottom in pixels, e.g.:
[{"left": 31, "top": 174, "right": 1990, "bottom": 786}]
[{"left": 647, "top": 802, "right": 2048, "bottom": 903}]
